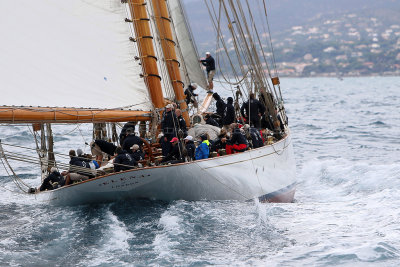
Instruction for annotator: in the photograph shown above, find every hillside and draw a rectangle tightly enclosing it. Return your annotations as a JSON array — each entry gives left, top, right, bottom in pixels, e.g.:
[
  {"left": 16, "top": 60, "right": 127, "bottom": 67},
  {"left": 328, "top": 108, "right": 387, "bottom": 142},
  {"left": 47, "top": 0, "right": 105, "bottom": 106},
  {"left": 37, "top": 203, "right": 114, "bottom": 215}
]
[{"left": 183, "top": 0, "right": 400, "bottom": 76}]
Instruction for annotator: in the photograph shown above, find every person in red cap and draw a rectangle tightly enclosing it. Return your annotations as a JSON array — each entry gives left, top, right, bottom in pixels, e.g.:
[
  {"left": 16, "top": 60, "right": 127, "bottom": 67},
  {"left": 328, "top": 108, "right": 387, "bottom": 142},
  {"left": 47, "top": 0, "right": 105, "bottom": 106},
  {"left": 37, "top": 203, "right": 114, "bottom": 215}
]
[{"left": 162, "top": 137, "right": 184, "bottom": 164}]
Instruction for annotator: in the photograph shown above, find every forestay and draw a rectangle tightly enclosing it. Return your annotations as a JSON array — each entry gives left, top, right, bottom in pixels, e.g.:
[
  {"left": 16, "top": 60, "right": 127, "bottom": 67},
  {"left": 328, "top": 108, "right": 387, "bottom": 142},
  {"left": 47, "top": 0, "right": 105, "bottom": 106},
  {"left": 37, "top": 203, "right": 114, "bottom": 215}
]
[
  {"left": 0, "top": 0, "right": 151, "bottom": 110},
  {"left": 168, "top": 0, "right": 208, "bottom": 90}
]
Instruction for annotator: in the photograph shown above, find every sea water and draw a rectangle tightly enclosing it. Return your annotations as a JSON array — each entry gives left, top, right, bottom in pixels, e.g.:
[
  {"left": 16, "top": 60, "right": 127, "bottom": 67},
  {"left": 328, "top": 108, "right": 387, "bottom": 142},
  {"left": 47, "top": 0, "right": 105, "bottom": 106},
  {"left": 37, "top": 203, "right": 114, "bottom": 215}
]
[{"left": 0, "top": 77, "right": 399, "bottom": 266}]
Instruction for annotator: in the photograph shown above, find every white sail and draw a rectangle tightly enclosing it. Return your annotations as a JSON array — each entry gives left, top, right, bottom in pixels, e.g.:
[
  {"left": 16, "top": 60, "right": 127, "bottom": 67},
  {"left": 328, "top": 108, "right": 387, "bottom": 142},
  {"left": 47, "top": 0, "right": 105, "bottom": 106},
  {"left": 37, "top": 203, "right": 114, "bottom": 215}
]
[
  {"left": 168, "top": 0, "right": 208, "bottom": 90},
  {"left": 0, "top": 0, "right": 151, "bottom": 110}
]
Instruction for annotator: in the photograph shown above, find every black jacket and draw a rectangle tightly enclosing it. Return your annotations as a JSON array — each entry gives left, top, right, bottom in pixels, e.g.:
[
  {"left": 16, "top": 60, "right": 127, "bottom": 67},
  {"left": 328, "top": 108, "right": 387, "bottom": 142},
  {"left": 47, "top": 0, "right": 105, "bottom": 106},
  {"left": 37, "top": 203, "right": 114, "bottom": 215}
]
[
  {"left": 249, "top": 127, "right": 263, "bottom": 148},
  {"left": 122, "top": 134, "right": 143, "bottom": 152},
  {"left": 94, "top": 139, "right": 117, "bottom": 155},
  {"left": 184, "top": 86, "right": 198, "bottom": 104},
  {"left": 69, "top": 156, "right": 92, "bottom": 176},
  {"left": 240, "top": 99, "right": 266, "bottom": 121},
  {"left": 206, "top": 117, "right": 219, "bottom": 127},
  {"left": 185, "top": 141, "right": 196, "bottom": 160},
  {"left": 114, "top": 151, "right": 136, "bottom": 172},
  {"left": 39, "top": 171, "right": 64, "bottom": 191},
  {"left": 201, "top": 56, "right": 215, "bottom": 72},
  {"left": 223, "top": 103, "right": 235, "bottom": 126},
  {"left": 161, "top": 110, "right": 178, "bottom": 136},
  {"left": 130, "top": 150, "right": 144, "bottom": 162},
  {"left": 229, "top": 128, "right": 248, "bottom": 146},
  {"left": 177, "top": 115, "right": 187, "bottom": 133},
  {"left": 165, "top": 142, "right": 184, "bottom": 162}
]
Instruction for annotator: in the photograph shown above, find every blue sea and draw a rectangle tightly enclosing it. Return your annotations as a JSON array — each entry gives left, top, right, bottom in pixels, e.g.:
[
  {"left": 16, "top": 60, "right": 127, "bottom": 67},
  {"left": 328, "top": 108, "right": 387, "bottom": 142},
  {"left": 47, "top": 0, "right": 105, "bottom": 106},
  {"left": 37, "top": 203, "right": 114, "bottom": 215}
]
[{"left": 1, "top": 77, "right": 400, "bottom": 266}]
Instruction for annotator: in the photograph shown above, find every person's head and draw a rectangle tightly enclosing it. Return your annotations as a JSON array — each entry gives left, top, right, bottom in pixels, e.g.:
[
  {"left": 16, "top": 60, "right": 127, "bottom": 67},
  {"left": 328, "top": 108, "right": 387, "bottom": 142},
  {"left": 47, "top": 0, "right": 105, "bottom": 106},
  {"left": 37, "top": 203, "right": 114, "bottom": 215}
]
[
  {"left": 204, "top": 114, "right": 210, "bottom": 120},
  {"left": 77, "top": 148, "right": 83, "bottom": 157},
  {"left": 205, "top": 52, "right": 211, "bottom": 58},
  {"left": 50, "top": 167, "right": 57, "bottom": 173},
  {"left": 212, "top": 92, "right": 220, "bottom": 101},
  {"left": 227, "top": 97, "right": 233, "bottom": 104},
  {"left": 175, "top": 109, "right": 182, "bottom": 117},
  {"left": 115, "top": 146, "right": 123, "bottom": 155},
  {"left": 126, "top": 128, "right": 135, "bottom": 136},
  {"left": 200, "top": 134, "right": 208, "bottom": 141},
  {"left": 165, "top": 103, "right": 173, "bottom": 111},
  {"left": 170, "top": 137, "right": 179, "bottom": 145},
  {"left": 249, "top": 93, "right": 255, "bottom": 100},
  {"left": 130, "top": 144, "right": 139, "bottom": 152},
  {"left": 184, "top": 135, "right": 193, "bottom": 143},
  {"left": 220, "top": 128, "right": 227, "bottom": 136},
  {"left": 69, "top": 149, "right": 76, "bottom": 157},
  {"left": 191, "top": 83, "right": 198, "bottom": 89}
]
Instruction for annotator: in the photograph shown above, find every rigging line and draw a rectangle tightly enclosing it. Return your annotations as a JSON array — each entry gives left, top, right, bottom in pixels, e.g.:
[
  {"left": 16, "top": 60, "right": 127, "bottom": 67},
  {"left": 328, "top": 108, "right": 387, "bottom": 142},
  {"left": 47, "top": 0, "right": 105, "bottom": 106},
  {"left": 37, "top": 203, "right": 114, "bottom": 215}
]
[
  {"left": 194, "top": 161, "right": 250, "bottom": 200},
  {"left": 204, "top": 0, "right": 242, "bottom": 87},
  {"left": 0, "top": 145, "right": 32, "bottom": 191},
  {"left": 220, "top": 1, "right": 252, "bottom": 91},
  {"left": 262, "top": 0, "right": 278, "bottom": 77}
]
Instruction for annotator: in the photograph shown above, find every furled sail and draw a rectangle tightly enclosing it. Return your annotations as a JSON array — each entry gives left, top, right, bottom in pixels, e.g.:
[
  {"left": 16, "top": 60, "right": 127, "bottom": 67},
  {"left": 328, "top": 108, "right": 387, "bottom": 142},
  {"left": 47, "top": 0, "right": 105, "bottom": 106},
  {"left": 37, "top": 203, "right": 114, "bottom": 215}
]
[
  {"left": 167, "top": 0, "right": 208, "bottom": 90},
  {"left": 0, "top": 0, "right": 150, "bottom": 110}
]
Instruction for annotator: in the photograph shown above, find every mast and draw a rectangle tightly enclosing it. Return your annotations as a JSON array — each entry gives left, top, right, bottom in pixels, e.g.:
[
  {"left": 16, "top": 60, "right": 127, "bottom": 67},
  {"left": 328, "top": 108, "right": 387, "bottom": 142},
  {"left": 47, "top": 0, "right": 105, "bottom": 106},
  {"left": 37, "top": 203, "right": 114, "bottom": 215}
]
[
  {"left": 151, "top": 0, "right": 190, "bottom": 126},
  {"left": 127, "top": 0, "right": 165, "bottom": 114}
]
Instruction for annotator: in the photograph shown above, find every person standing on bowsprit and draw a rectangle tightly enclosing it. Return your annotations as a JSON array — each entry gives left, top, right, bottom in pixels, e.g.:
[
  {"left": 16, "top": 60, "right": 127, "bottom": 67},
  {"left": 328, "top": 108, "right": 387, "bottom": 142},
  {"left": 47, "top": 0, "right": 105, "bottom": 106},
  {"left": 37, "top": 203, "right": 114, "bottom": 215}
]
[
  {"left": 200, "top": 52, "right": 215, "bottom": 92},
  {"left": 240, "top": 93, "right": 266, "bottom": 129}
]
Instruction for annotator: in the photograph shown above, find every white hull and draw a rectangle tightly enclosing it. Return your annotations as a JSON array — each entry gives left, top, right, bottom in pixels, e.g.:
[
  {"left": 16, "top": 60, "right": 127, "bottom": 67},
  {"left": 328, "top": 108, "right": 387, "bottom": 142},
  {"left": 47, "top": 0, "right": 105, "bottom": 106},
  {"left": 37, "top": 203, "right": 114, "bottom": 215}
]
[{"left": 35, "top": 132, "right": 296, "bottom": 205}]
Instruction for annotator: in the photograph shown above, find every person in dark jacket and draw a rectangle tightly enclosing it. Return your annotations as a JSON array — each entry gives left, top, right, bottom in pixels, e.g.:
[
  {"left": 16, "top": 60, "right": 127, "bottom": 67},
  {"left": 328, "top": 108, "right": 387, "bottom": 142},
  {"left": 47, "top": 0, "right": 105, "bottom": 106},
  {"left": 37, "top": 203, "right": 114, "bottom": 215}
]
[
  {"left": 240, "top": 93, "right": 266, "bottom": 129},
  {"left": 161, "top": 103, "right": 179, "bottom": 155},
  {"left": 90, "top": 139, "right": 117, "bottom": 163},
  {"left": 119, "top": 121, "right": 136, "bottom": 144},
  {"left": 162, "top": 137, "right": 184, "bottom": 164},
  {"left": 211, "top": 128, "right": 229, "bottom": 152},
  {"left": 243, "top": 124, "right": 264, "bottom": 149},
  {"left": 212, "top": 93, "right": 226, "bottom": 118},
  {"left": 184, "top": 135, "right": 196, "bottom": 161},
  {"left": 39, "top": 167, "right": 65, "bottom": 191},
  {"left": 226, "top": 124, "right": 248, "bottom": 154},
  {"left": 204, "top": 114, "right": 219, "bottom": 127},
  {"left": 130, "top": 144, "right": 144, "bottom": 163},
  {"left": 114, "top": 146, "right": 136, "bottom": 172},
  {"left": 175, "top": 109, "right": 187, "bottom": 137},
  {"left": 122, "top": 129, "right": 143, "bottom": 152},
  {"left": 184, "top": 83, "right": 198, "bottom": 106},
  {"left": 200, "top": 52, "right": 216, "bottom": 91},
  {"left": 65, "top": 149, "right": 91, "bottom": 185},
  {"left": 223, "top": 97, "right": 235, "bottom": 127}
]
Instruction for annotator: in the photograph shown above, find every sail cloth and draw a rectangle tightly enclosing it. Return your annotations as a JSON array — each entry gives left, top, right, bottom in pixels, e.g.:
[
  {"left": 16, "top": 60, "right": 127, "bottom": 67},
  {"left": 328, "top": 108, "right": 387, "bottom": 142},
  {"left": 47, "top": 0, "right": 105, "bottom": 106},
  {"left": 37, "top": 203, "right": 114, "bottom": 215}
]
[
  {"left": 168, "top": 0, "right": 208, "bottom": 90},
  {"left": 0, "top": 0, "right": 151, "bottom": 110}
]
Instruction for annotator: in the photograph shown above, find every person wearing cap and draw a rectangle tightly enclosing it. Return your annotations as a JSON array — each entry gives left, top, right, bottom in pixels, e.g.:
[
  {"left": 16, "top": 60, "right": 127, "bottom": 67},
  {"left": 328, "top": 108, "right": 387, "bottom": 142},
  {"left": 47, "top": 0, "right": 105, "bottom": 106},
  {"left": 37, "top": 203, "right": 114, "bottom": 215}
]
[
  {"left": 162, "top": 137, "right": 184, "bottom": 164},
  {"left": 223, "top": 97, "right": 235, "bottom": 127},
  {"left": 184, "top": 83, "right": 199, "bottom": 106},
  {"left": 195, "top": 134, "right": 210, "bottom": 160},
  {"left": 122, "top": 128, "right": 143, "bottom": 153},
  {"left": 200, "top": 52, "right": 216, "bottom": 91},
  {"left": 114, "top": 146, "right": 136, "bottom": 172},
  {"left": 204, "top": 114, "right": 219, "bottom": 127},
  {"left": 184, "top": 135, "right": 196, "bottom": 161},
  {"left": 39, "top": 167, "right": 65, "bottom": 191},
  {"left": 161, "top": 103, "right": 179, "bottom": 155},
  {"left": 130, "top": 144, "right": 144, "bottom": 162}
]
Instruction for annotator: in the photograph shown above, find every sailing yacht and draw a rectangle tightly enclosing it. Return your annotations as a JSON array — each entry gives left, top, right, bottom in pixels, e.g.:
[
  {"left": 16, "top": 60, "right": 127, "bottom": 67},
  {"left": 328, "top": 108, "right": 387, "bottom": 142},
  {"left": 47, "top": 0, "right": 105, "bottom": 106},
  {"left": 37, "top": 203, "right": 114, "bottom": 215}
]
[{"left": 0, "top": 0, "right": 296, "bottom": 205}]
